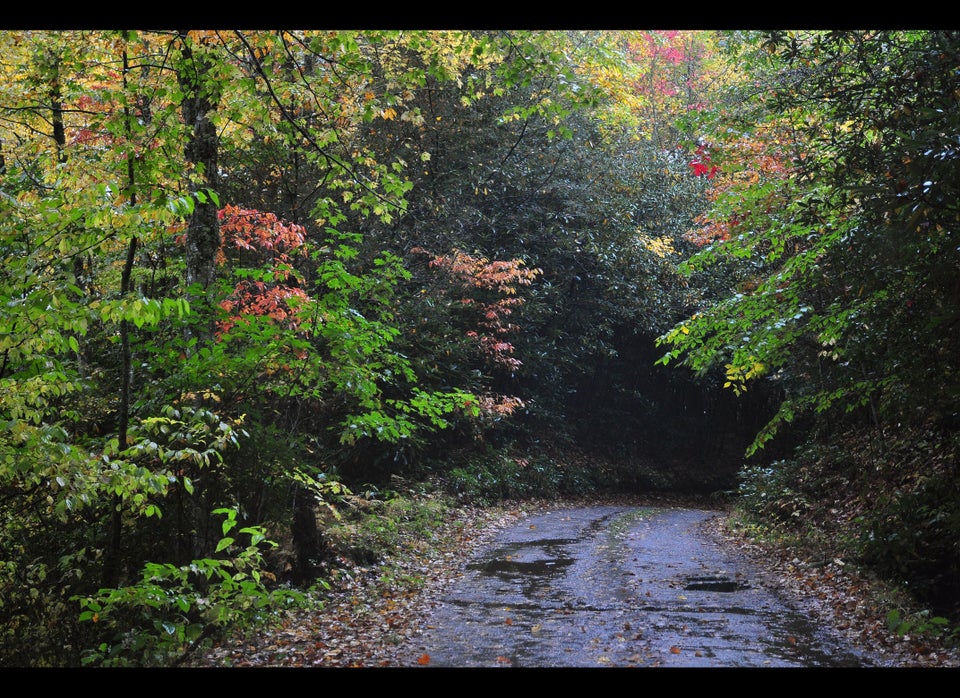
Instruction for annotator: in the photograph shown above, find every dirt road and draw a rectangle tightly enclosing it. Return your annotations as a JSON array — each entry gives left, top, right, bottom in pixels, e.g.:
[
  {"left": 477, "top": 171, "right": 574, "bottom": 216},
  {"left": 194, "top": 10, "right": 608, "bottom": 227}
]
[{"left": 400, "top": 504, "right": 888, "bottom": 668}]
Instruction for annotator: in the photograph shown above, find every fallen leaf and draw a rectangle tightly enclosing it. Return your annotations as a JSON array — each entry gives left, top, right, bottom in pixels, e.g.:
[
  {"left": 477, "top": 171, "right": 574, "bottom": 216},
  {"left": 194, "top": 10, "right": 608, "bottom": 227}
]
[
  {"left": 670, "top": 646, "right": 681, "bottom": 654},
  {"left": 504, "top": 617, "right": 513, "bottom": 625},
  {"left": 417, "top": 653, "right": 431, "bottom": 665}
]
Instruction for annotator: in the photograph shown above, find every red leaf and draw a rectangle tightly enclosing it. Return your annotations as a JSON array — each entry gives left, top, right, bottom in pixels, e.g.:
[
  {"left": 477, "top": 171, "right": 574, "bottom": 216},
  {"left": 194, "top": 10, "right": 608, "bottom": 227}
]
[
  {"left": 417, "top": 653, "right": 431, "bottom": 665},
  {"left": 690, "top": 161, "right": 709, "bottom": 176}
]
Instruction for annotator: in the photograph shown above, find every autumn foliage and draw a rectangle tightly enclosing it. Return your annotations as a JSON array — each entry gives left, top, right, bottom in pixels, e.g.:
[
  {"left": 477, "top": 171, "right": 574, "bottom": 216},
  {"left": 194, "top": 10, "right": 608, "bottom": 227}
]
[
  {"left": 421, "top": 248, "right": 539, "bottom": 371},
  {"left": 413, "top": 247, "right": 540, "bottom": 417},
  {"left": 684, "top": 126, "right": 795, "bottom": 246},
  {"left": 215, "top": 205, "right": 310, "bottom": 336}
]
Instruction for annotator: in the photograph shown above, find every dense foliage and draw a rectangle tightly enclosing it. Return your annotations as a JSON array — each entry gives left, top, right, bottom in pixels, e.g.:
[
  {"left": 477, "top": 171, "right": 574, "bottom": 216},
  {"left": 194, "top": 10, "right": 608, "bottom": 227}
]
[
  {"left": 659, "top": 30, "right": 960, "bottom": 623},
  {"left": 1, "top": 29, "right": 957, "bottom": 666}
]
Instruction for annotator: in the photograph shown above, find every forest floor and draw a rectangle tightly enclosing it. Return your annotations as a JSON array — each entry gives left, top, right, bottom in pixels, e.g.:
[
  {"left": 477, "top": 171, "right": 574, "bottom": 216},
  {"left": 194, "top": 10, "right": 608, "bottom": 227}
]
[{"left": 196, "top": 494, "right": 960, "bottom": 669}]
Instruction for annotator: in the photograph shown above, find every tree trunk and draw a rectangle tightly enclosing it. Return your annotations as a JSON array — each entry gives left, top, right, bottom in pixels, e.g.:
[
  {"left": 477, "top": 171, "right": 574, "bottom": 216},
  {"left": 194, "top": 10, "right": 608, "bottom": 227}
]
[
  {"left": 102, "top": 49, "right": 141, "bottom": 588},
  {"left": 291, "top": 485, "right": 326, "bottom": 584},
  {"left": 177, "top": 32, "right": 221, "bottom": 340}
]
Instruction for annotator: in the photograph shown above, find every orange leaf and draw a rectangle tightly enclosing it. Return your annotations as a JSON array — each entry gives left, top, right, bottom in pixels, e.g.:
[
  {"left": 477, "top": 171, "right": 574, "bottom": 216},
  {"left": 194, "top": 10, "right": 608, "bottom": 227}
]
[
  {"left": 504, "top": 617, "right": 513, "bottom": 625},
  {"left": 670, "top": 646, "right": 681, "bottom": 654},
  {"left": 417, "top": 653, "right": 431, "bottom": 665}
]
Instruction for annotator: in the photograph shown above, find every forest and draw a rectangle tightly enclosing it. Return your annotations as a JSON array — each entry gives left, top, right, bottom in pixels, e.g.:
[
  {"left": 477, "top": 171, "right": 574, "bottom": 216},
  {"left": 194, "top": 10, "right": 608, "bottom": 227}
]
[{"left": 0, "top": 29, "right": 958, "bottom": 667}]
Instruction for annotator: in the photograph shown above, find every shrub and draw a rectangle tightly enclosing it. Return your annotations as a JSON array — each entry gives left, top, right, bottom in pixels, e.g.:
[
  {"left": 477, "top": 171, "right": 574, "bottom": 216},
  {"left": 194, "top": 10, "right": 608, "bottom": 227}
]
[
  {"left": 736, "top": 460, "right": 813, "bottom": 527},
  {"left": 859, "top": 477, "right": 960, "bottom": 616},
  {"left": 73, "top": 509, "right": 306, "bottom": 667}
]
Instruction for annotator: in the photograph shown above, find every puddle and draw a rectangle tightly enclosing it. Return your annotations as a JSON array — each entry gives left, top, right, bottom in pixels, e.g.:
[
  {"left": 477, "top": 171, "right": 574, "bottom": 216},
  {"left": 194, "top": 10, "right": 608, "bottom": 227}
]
[
  {"left": 467, "top": 538, "right": 575, "bottom": 578},
  {"left": 684, "top": 575, "right": 751, "bottom": 592},
  {"left": 463, "top": 537, "right": 579, "bottom": 602},
  {"left": 759, "top": 613, "right": 865, "bottom": 667},
  {"left": 474, "top": 555, "right": 575, "bottom": 576}
]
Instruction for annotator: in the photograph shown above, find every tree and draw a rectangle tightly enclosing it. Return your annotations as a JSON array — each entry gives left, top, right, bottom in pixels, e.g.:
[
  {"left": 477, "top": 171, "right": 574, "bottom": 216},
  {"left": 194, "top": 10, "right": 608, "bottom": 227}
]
[
  {"left": 2, "top": 30, "right": 579, "bottom": 664},
  {"left": 176, "top": 31, "right": 223, "bottom": 334},
  {"left": 658, "top": 30, "right": 960, "bottom": 454},
  {"left": 657, "top": 30, "right": 960, "bottom": 613},
  {"left": 0, "top": 30, "right": 235, "bottom": 664}
]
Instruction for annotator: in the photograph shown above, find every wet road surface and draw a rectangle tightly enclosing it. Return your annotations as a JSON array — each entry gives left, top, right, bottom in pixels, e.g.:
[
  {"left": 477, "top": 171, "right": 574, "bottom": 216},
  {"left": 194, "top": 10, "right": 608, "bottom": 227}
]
[{"left": 404, "top": 505, "right": 883, "bottom": 668}]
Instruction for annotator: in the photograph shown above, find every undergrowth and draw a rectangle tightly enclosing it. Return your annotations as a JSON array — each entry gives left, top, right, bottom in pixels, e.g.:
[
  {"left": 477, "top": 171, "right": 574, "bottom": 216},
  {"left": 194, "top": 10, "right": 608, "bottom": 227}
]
[{"left": 733, "top": 423, "right": 960, "bottom": 650}]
